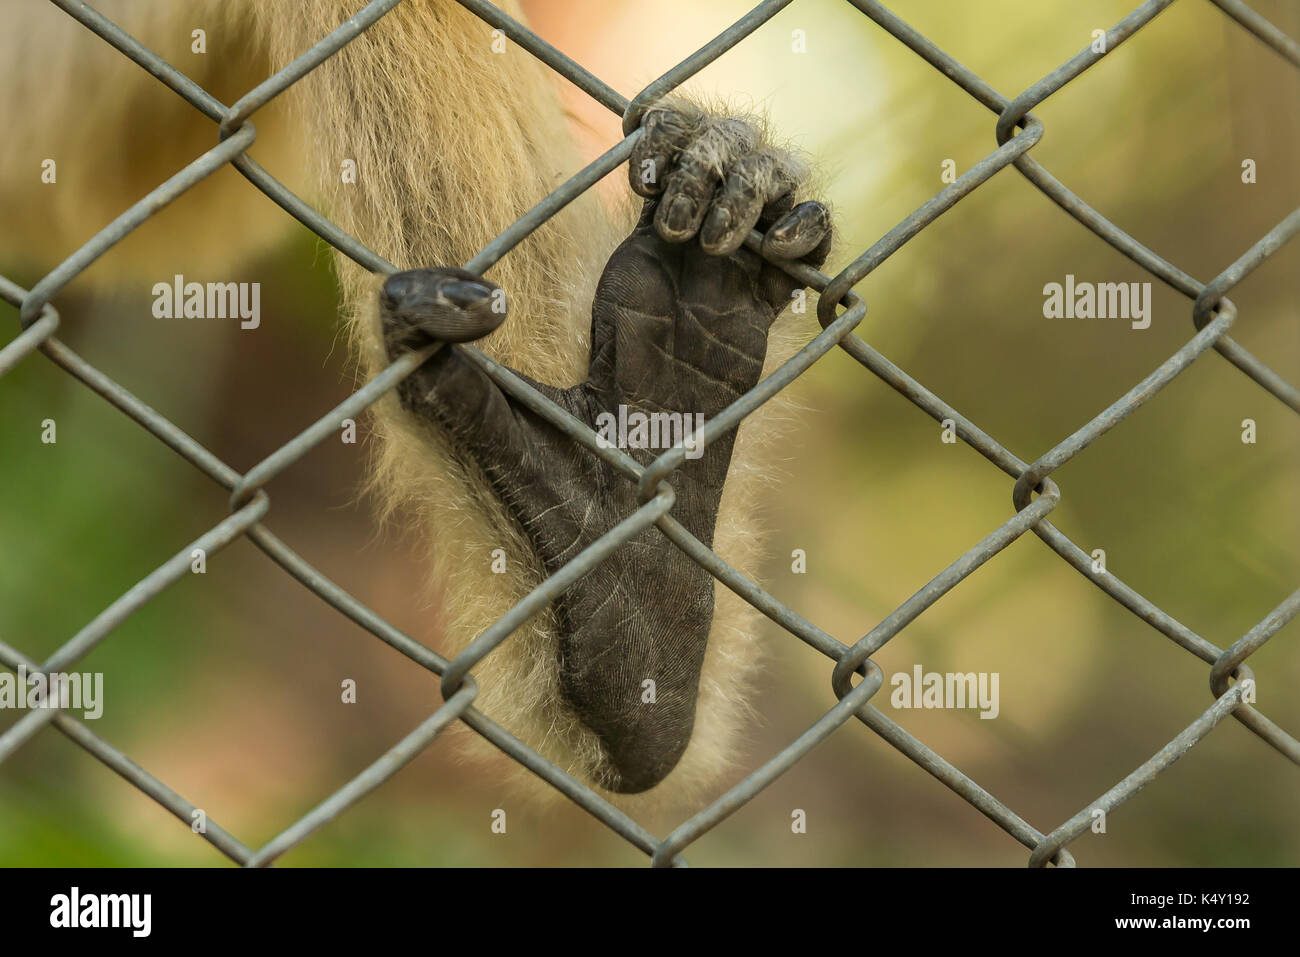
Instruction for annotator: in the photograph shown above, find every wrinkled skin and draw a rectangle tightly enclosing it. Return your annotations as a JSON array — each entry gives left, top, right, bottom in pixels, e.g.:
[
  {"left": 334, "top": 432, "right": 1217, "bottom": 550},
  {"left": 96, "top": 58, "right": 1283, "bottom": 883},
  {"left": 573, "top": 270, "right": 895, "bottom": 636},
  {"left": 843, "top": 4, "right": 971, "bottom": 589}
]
[{"left": 379, "top": 106, "right": 831, "bottom": 792}]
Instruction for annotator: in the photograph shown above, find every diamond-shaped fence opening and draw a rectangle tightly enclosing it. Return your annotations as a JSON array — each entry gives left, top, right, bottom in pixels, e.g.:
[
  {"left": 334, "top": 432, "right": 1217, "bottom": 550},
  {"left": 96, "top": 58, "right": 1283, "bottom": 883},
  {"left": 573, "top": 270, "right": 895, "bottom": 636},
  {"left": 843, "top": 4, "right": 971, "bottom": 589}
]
[{"left": 1, "top": 0, "right": 1297, "bottom": 867}]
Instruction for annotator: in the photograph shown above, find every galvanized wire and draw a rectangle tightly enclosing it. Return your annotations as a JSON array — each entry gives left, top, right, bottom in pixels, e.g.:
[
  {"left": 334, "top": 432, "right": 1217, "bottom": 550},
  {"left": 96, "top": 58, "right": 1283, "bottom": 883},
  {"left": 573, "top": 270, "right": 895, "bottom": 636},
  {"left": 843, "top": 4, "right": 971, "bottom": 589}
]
[{"left": 2, "top": 0, "right": 1297, "bottom": 868}]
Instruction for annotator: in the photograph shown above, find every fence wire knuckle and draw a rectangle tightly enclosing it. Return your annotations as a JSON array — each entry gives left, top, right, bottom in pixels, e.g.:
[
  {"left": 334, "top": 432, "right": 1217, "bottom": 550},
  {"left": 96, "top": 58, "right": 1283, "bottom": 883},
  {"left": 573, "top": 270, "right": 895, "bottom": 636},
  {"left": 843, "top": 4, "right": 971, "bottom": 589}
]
[{"left": 2, "top": 0, "right": 1297, "bottom": 867}]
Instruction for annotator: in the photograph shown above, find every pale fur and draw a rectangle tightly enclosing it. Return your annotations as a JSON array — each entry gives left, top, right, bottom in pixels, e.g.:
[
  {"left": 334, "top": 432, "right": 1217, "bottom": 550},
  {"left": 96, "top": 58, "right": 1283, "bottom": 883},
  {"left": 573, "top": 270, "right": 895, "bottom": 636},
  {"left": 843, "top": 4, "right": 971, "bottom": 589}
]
[
  {"left": 2, "top": 0, "right": 819, "bottom": 809},
  {"left": 0, "top": 1, "right": 299, "bottom": 275}
]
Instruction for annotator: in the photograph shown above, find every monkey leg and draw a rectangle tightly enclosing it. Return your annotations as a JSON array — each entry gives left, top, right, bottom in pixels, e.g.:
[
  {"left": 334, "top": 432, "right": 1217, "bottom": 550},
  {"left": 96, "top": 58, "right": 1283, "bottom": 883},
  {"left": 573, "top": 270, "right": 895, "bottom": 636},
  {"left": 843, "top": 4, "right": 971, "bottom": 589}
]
[{"left": 380, "top": 104, "right": 831, "bottom": 793}]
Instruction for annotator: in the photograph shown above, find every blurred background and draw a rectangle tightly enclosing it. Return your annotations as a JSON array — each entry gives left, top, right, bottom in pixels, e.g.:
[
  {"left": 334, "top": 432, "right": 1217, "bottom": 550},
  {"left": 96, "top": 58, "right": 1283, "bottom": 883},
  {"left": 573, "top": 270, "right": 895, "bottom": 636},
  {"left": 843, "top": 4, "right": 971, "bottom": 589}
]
[{"left": 0, "top": 0, "right": 1296, "bottom": 866}]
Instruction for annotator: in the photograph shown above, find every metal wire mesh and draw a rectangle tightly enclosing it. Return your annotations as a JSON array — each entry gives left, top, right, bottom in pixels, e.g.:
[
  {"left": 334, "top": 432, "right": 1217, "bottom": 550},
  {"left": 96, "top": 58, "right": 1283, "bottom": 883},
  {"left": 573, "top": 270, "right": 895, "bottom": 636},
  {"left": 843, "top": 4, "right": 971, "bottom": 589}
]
[{"left": 2, "top": 0, "right": 1297, "bottom": 868}]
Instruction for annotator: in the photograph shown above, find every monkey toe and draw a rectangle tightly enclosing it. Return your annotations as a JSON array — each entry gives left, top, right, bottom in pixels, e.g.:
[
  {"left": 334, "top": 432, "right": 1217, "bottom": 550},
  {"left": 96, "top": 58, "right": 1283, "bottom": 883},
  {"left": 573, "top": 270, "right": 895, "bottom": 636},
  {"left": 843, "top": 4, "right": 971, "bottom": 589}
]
[
  {"left": 378, "top": 266, "right": 506, "bottom": 351},
  {"left": 629, "top": 103, "right": 702, "bottom": 199},
  {"left": 762, "top": 200, "right": 832, "bottom": 262},
  {"left": 698, "top": 155, "right": 772, "bottom": 256}
]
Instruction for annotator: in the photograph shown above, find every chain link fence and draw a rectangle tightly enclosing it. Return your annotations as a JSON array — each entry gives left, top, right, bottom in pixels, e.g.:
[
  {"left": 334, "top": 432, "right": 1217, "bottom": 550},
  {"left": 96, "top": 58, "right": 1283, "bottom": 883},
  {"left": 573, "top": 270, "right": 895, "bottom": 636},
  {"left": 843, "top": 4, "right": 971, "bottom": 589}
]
[{"left": 1, "top": 0, "right": 1297, "bottom": 867}]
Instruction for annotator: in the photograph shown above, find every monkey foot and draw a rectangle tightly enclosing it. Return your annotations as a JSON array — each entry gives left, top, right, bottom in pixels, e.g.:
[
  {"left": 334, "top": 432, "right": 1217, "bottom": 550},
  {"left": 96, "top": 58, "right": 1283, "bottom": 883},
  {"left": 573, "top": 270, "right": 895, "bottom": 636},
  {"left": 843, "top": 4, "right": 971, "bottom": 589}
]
[{"left": 378, "top": 103, "right": 831, "bottom": 792}]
